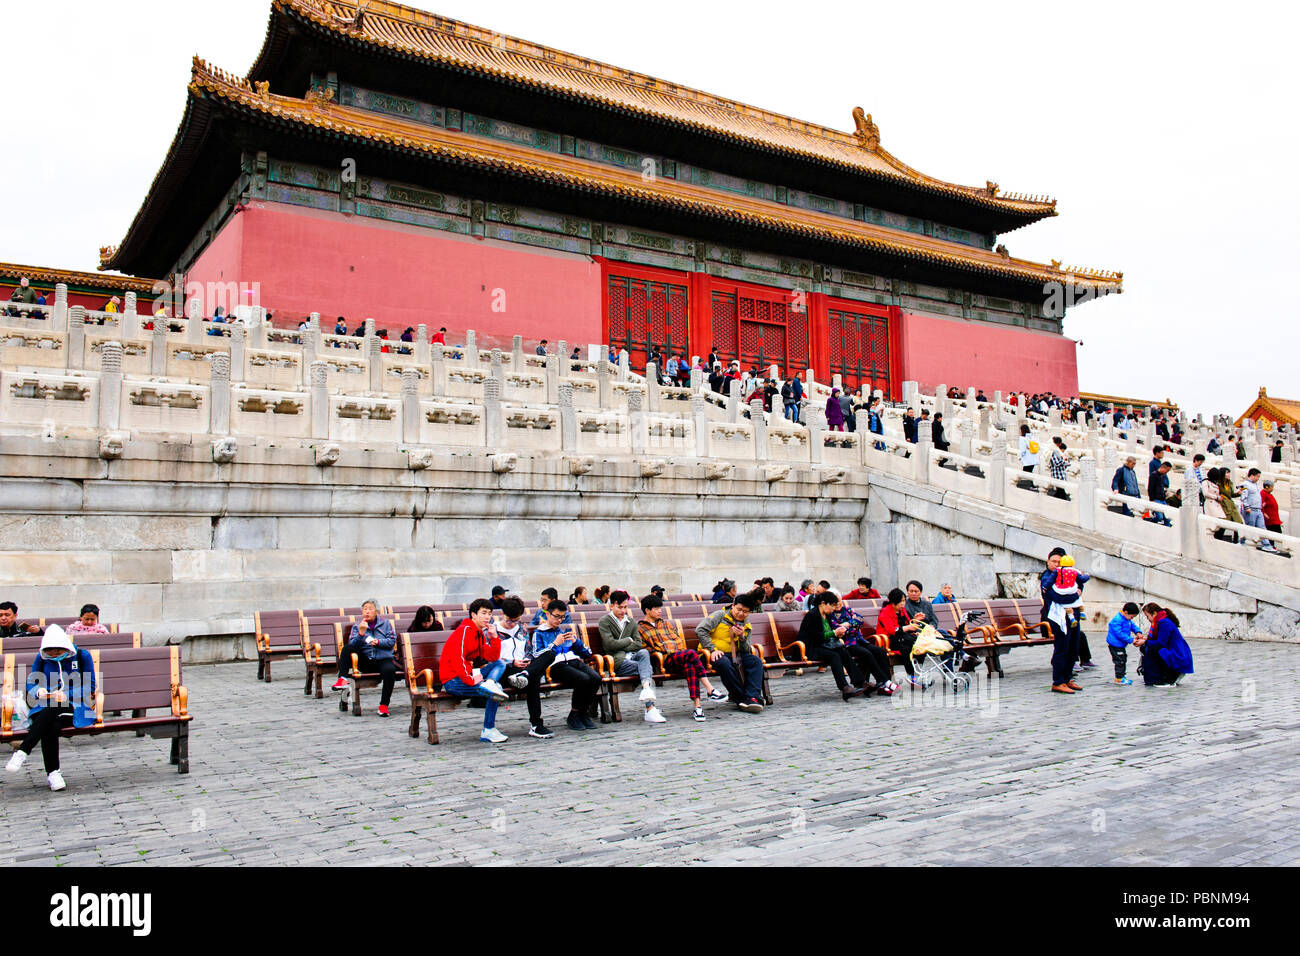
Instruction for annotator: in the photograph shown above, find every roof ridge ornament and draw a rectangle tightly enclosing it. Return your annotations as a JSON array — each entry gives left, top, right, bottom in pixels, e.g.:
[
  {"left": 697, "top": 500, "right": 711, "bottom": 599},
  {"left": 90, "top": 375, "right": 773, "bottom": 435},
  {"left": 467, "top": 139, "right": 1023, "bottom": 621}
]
[
  {"left": 851, "top": 107, "right": 879, "bottom": 150},
  {"left": 333, "top": 1, "right": 369, "bottom": 32}
]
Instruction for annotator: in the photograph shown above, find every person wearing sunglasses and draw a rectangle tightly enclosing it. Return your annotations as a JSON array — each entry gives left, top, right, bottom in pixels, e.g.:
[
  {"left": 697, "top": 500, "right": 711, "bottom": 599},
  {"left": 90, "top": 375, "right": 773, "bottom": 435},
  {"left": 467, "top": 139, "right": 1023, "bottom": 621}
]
[{"left": 5, "top": 625, "right": 97, "bottom": 791}]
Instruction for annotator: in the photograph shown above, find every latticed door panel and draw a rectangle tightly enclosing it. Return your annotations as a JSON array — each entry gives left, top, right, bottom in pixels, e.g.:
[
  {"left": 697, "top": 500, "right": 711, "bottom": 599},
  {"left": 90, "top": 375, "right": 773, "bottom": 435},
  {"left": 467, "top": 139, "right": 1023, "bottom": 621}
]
[
  {"left": 607, "top": 273, "right": 689, "bottom": 371},
  {"left": 829, "top": 307, "right": 891, "bottom": 398},
  {"left": 711, "top": 291, "right": 737, "bottom": 361}
]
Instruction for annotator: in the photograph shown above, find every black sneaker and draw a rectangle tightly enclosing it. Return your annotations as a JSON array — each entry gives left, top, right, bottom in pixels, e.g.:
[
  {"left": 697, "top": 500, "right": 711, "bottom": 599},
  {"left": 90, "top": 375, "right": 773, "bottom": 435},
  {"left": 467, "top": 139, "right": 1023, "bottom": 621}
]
[
  {"left": 692, "top": 708, "right": 706, "bottom": 722},
  {"left": 580, "top": 714, "right": 598, "bottom": 730},
  {"left": 738, "top": 698, "right": 764, "bottom": 714},
  {"left": 566, "top": 713, "right": 586, "bottom": 732},
  {"left": 528, "top": 723, "right": 554, "bottom": 739}
]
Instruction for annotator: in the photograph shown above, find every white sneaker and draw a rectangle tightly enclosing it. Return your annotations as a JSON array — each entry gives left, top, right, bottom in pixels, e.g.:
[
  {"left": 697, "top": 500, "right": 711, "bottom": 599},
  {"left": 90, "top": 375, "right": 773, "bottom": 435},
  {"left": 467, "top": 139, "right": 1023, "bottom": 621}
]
[
  {"left": 639, "top": 682, "right": 657, "bottom": 703},
  {"left": 643, "top": 706, "right": 667, "bottom": 723},
  {"left": 479, "top": 679, "right": 509, "bottom": 702},
  {"left": 6, "top": 750, "right": 27, "bottom": 772},
  {"left": 507, "top": 672, "right": 530, "bottom": 690},
  {"left": 480, "top": 727, "right": 508, "bottom": 743},
  {"left": 48, "top": 770, "right": 66, "bottom": 791}
]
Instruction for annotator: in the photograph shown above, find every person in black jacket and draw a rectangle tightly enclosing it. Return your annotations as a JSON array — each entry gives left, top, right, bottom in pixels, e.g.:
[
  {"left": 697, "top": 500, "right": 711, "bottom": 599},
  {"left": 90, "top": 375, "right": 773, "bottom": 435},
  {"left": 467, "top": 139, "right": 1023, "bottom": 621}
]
[
  {"left": 932, "top": 412, "right": 951, "bottom": 466},
  {"left": 798, "top": 592, "right": 866, "bottom": 701}
]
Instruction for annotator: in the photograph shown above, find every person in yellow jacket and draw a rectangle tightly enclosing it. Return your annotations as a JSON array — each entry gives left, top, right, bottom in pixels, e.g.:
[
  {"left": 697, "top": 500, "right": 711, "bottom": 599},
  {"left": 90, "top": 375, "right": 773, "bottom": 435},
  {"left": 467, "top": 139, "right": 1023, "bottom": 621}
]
[{"left": 695, "top": 594, "right": 764, "bottom": 713}]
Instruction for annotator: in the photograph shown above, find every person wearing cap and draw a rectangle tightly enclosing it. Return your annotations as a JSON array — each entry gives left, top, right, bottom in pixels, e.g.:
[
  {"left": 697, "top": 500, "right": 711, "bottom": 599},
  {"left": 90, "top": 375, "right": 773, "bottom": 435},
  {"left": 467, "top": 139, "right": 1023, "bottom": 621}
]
[
  {"left": 489, "top": 586, "right": 508, "bottom": 611},
  {"left": 6, "top": 625, "right": 97, "bottom": 791}
]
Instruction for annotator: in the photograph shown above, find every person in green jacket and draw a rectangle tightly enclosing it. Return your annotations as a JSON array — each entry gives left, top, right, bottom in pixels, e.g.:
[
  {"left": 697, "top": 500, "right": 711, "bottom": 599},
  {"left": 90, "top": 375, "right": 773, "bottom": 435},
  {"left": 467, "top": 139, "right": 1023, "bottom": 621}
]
[{"left": 598, "top": 590, "right": 665, "bottom": 723}]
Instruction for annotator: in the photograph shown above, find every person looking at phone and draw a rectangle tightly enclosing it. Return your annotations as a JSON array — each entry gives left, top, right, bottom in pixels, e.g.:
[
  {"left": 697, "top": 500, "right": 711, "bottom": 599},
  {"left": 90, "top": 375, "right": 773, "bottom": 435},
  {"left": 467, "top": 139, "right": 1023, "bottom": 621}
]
[
  {"left": 695, "top": 594, "right": 765, "bottom": 713},
  {"left": 6, "top": 625, "right": 96, "bottom": 791},
  {"left": 496, "top": 596, "right": 557, "bottom": 739},
  {"left": 531, "top": 600, "right": 601, "bottom": 732}
]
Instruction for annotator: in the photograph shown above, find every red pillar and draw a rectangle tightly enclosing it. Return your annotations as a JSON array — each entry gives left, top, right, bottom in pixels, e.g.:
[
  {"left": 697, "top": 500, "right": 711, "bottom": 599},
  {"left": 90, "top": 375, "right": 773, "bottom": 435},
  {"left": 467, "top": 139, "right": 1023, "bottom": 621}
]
[
  {"left": 688, "top": 269, "right": 712, "bottom": 363},
  {"left": 809, "top": 291, "right": 830, "bottom": 382}
]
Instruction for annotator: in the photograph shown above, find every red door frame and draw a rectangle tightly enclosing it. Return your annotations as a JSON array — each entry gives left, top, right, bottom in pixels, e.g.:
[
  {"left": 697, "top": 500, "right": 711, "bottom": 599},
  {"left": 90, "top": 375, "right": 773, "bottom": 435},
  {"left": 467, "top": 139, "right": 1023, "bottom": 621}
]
[
  {"left": 817, "top": 295, "right": 901, "bottom": 397},
  {"left": 596, "top": 257, "right": 693, "bottom": 365}
]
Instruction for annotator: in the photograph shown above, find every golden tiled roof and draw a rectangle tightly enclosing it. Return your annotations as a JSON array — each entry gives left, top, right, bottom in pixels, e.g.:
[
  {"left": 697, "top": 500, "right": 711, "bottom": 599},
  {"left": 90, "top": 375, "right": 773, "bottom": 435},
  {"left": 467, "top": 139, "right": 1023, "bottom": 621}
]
[
  {"left": 1078, "top": 391, "right": 1177, "bottom": 411},
  {"left": 1236, "top": 388, "right": 1300, "bottom": 428},
  {"left": 185, "top": 59, "right": 1122, "bottom": 292},
  {"left": 269, "top": 0, "right": 1058, "bottom": 218},
  {"left": 0, "top": 261, "right": 157, "bottom": 293}
]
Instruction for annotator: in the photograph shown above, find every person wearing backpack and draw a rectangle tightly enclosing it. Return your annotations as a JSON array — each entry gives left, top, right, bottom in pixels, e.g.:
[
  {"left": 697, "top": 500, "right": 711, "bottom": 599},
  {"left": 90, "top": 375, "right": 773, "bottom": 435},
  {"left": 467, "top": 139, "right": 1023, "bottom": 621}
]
[{"left": 5, "top": 625, "right": 97, "bottom": 791}]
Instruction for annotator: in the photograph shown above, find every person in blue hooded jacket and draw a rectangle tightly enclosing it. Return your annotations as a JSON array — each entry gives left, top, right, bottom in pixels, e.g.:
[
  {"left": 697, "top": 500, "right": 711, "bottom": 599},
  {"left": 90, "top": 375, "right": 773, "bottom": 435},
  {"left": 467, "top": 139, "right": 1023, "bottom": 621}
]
[
  {"left": 5, "top": 625, "right": 96, "bottom": 791},
  {"left": 1135, "top": 603, "right": 1194, "bottom": 687}
]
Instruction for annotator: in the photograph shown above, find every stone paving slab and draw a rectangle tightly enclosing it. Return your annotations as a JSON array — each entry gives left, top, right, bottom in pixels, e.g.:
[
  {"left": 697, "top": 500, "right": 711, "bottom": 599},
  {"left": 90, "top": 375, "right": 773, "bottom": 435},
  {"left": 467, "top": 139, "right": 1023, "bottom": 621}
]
[{"left": 1, "top": 638, "right": 1296, "bottom": 866}]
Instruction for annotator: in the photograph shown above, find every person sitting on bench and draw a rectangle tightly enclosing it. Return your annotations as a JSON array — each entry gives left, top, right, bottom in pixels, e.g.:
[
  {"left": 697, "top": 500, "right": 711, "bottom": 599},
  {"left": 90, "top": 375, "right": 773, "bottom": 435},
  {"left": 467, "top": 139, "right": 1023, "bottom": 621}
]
[
  {"left": 496, "top": 596, "right": 557, "bottom": 739},
  {"left": 696, "top": 594, "right": 764, "bottom": 713},
  {"left": 532, "top": 600, "right": 601, "bottom": 732},
  {"left": 599, "top": 590, "right": 665, "bottom": 723},
  {"left": 6, "top": 625, "right": 96, "bottom": 792},
  {"left": 828, "top": 596, "right": 898, "bottom": 695},
  {"left": 0, "top": 601, "right": 42, "bottom": 637},
  {"left": 637, "top": 594, "right": 727, "bottom": 722},
  {"left": 331, "top": 599, "right": 399, "bottom": 717},
  {"left": 877, "top": 588, "right": 925, "bottom": 685},
  {"left": 800, "top": 591, "right": 867, "bottom": 701},
  {"left": 438, "top": 599, "right": 511, "bottom": 743},
  {"left": 68, "top": 604, "right": 108, "bottom": 635}
]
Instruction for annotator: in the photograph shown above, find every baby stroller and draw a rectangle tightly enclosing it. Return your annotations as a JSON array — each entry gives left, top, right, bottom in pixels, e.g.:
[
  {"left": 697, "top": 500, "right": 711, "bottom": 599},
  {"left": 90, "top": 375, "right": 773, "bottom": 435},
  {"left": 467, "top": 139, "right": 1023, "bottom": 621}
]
[{"left": 908, "top": 610, "right": 986, "bottom": 693}]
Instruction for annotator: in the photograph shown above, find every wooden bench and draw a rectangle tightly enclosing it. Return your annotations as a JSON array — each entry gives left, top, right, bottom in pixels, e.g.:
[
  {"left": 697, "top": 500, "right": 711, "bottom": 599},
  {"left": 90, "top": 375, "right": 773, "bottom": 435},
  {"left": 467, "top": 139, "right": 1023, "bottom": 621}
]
[
  {"left": 253, "top": 610, "right": 304, "bottom": 682},
  {"left": 1, "top": 646, "right": 192, "bottom": 773},
  {"left": 0, "top": 632, "right": 140, "bottom": 655},
  {"left": 402, "top": 631, "right": 607, "bottom": 743},
  {"left": 301, "top": 615, "right": 357, "bottom": 698},
  {"left": 38, "top": 618, "right": 120, "bottom": 633}
]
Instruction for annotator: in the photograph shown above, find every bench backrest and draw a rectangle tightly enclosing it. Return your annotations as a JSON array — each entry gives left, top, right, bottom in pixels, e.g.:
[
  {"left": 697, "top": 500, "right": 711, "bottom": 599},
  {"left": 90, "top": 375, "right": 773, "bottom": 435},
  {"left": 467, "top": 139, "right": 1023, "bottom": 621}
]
[
  {"left": 0, "top": 631, "right": 141, "bottom": 656},
  {"left": 333, "top": 618, "right": 405, "bottom": 668},
  {"left": 254, "top": 610, "right": 305, "bottom": 652},
  {"left": 39, "top": 617, "right": 120, "bottom": 633},
  {"left": 402, "top": 631, "right": 448, "bottom": 691}
]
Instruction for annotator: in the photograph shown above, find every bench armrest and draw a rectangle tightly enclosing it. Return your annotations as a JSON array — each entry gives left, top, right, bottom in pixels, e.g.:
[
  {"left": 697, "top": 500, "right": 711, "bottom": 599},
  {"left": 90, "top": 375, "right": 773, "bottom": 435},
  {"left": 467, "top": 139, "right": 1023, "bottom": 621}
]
[
  {"left": 413, "top": 668, "right": 436, "bottom": 695},
  {"left": 779, "top": 639, "right": 806, "bottom": 662},
  {"left": 177, "top": 685, "right": 189, "bottom": 717},
  {"left": 1, "top": 697, "right": 10, "bottom": 734}
]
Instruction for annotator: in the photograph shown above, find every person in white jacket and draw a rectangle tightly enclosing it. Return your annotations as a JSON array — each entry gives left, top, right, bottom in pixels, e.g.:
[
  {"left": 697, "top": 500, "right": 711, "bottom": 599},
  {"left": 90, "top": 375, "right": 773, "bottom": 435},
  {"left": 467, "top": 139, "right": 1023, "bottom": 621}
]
[{"left": 1018, "top": 423, "right": 1040, "bottom": 474}]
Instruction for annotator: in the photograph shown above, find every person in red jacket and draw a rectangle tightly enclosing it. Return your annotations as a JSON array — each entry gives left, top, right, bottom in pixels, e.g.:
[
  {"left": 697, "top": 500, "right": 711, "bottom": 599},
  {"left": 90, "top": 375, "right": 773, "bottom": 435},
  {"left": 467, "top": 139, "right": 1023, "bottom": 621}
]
[
  {"left": 844, "top": 577, "right": 880, "bottom": 600},
  {"left": 438, "top": 599, "right": 511, "bottom": 743},
  {"left": 1261, "top": 479, "right": 1283, "bottom": 534},
  {"left": 876, "top": 587, "right": 925, "bottom": 685}
]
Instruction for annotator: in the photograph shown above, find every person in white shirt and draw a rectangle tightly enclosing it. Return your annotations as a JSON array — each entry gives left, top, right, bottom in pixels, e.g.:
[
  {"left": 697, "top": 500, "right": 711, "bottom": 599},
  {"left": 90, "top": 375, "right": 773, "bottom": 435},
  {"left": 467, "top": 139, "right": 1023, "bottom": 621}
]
[
  {"left": 1018, "top": 423, "right": 1040, "bottom": 474},
  {"left": 494, "top": 596, "right": 558, "bottom": 739}
]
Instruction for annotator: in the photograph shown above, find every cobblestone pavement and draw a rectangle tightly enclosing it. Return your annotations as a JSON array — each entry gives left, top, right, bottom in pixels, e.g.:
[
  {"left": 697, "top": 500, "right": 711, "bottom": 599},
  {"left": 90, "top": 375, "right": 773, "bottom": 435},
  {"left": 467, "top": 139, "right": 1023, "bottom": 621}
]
[{"left": 2, "top": 638, "right": 1297, "bottom": 866}]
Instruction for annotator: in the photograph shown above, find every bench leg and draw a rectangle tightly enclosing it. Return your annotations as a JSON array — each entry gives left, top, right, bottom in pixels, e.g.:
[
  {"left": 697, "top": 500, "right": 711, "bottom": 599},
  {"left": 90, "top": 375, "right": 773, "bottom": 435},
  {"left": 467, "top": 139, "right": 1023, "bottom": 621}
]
[
  {"left": 608, "top": 687, "right": 622, "bottom": 723},
  {"left": 315, "top": 668, "right": 325, "bottom": 699},
  {"left": 351, "top": 681, "right": 362, "bottom": 717},
  {"left": 762, "top": 671, "right": 774, "bottom": 706},
  {"left": 409, "top": 704, "right": 421, "bottom": 739},
  {"left": 256, "top": 654, "right": 265, "bottom": 681},
  {"left": 427, "top": 709, "right": 440, "bottom": 745},
  {"left": 176, "top": 726, "right": 189, "bottom": 774},
  {"left": 134, "top": 710, "right": 146, "bottom": 737},
  {"left": 305, "top": 667, "right": 313, "bottom": 696},
  {"left": 263, "top": 655, "right": 273, "bottom": 683}
]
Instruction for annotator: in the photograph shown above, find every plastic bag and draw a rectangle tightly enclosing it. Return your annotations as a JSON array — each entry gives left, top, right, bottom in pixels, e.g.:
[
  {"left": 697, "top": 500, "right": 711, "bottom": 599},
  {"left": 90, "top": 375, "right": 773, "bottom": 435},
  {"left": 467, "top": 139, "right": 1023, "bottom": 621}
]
[{"left": 3, "top": 691, "right": 29, "bottom": 732}]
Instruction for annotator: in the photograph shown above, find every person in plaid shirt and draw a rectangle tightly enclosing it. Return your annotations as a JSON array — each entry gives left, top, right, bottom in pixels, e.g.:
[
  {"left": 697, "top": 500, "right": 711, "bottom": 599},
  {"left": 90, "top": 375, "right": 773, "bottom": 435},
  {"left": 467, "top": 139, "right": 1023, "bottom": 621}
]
[
  {"left": 1047, "top": 436, "right": 1071, "bottom": 500},
  {"left": 637, "top": 594, "right": 726, "bottom": 722}
]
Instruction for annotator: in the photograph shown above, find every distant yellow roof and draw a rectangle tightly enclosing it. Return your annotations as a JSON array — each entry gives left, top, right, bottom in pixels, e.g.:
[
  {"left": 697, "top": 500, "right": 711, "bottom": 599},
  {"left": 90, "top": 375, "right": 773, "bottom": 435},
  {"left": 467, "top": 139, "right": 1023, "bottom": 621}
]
[
  {"left": 271, "top": 0, "right": 1059, "bottom": 218},
  {"left": 1079, "top": 391, "right": 1177, "bottom": 411},
  {"left": 1235, "top": 387, "right": 1300, "bottom": 428},
  {"left": 0, "top": 261, "right": 156, "bottom": 294}
]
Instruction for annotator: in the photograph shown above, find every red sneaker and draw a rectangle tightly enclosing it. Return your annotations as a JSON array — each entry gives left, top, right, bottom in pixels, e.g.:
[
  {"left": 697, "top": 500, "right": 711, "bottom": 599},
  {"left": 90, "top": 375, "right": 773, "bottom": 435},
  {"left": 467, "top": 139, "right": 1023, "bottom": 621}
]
[
  {"left": 377, "top": 705, "right": 390, "bottom": 718},
  {"left": 331, "top": 677, "right": 348, "bottom": 691}
]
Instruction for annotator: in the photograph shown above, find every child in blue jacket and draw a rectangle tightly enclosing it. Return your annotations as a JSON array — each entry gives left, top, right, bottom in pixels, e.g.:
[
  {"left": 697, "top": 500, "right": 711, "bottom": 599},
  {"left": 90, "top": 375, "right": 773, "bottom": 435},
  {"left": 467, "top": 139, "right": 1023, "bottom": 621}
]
[
  {"left": 1106, "top": 602, "right": 1143, "bottom": 685},
  {"left": 5, "top": 625, "right": 97, "bottom": 791}
]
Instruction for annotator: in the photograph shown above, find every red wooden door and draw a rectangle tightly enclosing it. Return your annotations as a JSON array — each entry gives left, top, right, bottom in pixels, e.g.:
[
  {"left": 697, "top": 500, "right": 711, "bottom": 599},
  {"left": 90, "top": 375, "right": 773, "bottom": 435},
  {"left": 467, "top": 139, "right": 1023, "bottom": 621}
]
[
  {"left": 605, "top": 270, "right": 689, "bottom": 372},
  {"left": 828, "top": 304, "right": 892, "bottom": 398},
  {"left": 708, "top": 280, "right": 810, "bottom": 380}
]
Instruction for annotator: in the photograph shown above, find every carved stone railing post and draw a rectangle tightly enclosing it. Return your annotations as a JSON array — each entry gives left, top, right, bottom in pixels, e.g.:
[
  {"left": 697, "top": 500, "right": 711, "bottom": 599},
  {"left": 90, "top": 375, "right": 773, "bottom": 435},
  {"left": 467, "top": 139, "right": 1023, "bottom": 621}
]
[
  {"left": 726, "top": 377, "right": 741, "bottom": 424},
  {"left": 210, "top": 353, "right": 231, "bottom": 436},
  {"left": 430, "top": 343, "right": 446, "bottom": 396},
  {"left": 618, "top": 349, "right": 630, "bottom": 382},
  {"left": 645, "top": 361, "right": 661, "bottom": 412},
  {"left": 464, "top": 330, "right": 479, "bottom": 369},
  {"left": 97, "top": 341, "right": 123, "bottom": 430},
  {"left": 367, "top": 335, "right": 383, "bottom": 393},
  {"left": 988, "top": 434, "right": 1007, "bottom": 505},
  {"left": 832, "top": 372, "right": 843, "bottom": 392},
  {"left": 934, "top": 384, "right": 948, "bottom": 420},
  {"left": 691, "top": 394, "right": 710, "bottom": 457},
  {"left": 150, "top": 312, "right": 168, "bottom": 376},
  {"left": 1076, "top": 455, "right": 1097, "bottom": 531},
  {"left": 185, "top": 299, "right": 204, "bottom": 344},
  {"left": 902, "top": 380, "right": 918, "bottom": 412},
  {"left": 915, "top": 418, "right": 932, "bottom": 484},
  {"left": 511, "top": 334, "right": 524, "bottom": 373},
  {"left": 992, "top": 390, "right": 1004, "bottom": 428},
  {"left": 1048, "top": 405, "right": 1062, "bottom": 428},
  {"left": 690, "top": 368, "right": 703, "bottom": 391},
  {"left": 122, "top": 292, "right": 139, "bottom": 339},
  {"left": 559, "top": 382, "right": 577, "bottom": 452},
  {"left": 302, "top": 314, "right": 320, "bottom": 386},
  {"left": 628, "top": 388, "right": 647, "bottom": 456},
  {"left": 1289, "top": 485, "right": 1300, "bottom": 540},
  {"left": 52, "top": 283, "right": 68, "bottom": 332},
  {"left": 978, "top": 404, "right": 991, "bottom": 442},
  {"left": 957, "top": 418, "right": 973, "bottom": 459},
  {"left": 965, "top": 387, "right": 977, "bottom": 417},
  {"left": 66, "top": 306, "right": 86, "bottom": 370},
  {"left": 597, "top": 358, "right": 613, "bottom": 409},
  {"left": 750, "top": 399, "right": 768, "bottom": 461},
  {"left": 310, "top": 361, "right": 329, "bottom": 439},
  {"left": 557, "top": 341, "right": 567, "bottom": 371},
  {"left": 544, "top": 353, "right": 559, "bottom": 405},
  {"left": 1179, "top": 466, "right": 1200, "bottom": 560},
  {"left": 415, "top": 323, "right": 429, "bottom": 365},
  {"left": 401, "top": 367, "right": 420, "bottom": 444},
  {"left": 229, "top": 323, "right": 247, "bottom": 383},
  {"left": 490, "top": 348, "right": 505, "bottom": 391},
  {"left": 251, "top": 308, "right": 268, "bottom": 349},
  {"left": 483, "top": 376, "right": 503, "bottom": 447}
]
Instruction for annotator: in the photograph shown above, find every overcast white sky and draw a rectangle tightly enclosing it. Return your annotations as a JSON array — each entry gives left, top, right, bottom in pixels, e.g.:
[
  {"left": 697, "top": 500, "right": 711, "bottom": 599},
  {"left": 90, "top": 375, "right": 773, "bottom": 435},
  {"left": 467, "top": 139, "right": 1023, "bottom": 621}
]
[{"left": 2, "top": 0, "right": 1296, "bottom": 418}]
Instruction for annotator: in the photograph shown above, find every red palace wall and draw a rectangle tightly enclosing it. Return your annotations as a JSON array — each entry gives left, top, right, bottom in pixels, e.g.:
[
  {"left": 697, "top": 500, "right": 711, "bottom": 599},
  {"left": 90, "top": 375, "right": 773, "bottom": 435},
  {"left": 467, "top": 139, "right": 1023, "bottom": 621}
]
[
  {"left": 186, "top": 203, "right": 602, "bottom": 349},
  {"left": 899, "top": 310, "right": 1079, "bottom": 397}
]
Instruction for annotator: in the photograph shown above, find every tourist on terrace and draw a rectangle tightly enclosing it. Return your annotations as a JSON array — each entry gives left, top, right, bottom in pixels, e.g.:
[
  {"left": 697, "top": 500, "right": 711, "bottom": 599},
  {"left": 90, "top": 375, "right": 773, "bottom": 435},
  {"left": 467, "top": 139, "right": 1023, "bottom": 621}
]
[
  {"left": 535, "top": 339, "right": 549, "bottom": 356},
  {"left": 1206, "top": 434, "right": 1221, "bottom": 455},
  {"left": 845, "top": 577, "right": 880, "bottom": 600},
  {"left": 1203, "top": 467, "right": 1233, "bottom": 541},
  {"left": 638, "top": 594, "right": 725, "bottom": 721},
  {"left": 796, "top": 579, "right": 815, "bottom": 606},
  {"left": 1272, "top": 440, "right": 1284, "bottom": 464},
  {"left": 532, "top": 600, "right": 601, "bottom": 732},
  {"left": 570, "top": 346, "right": 582, "bottom": 372},
  {"left": 696, "top": 594, "right": 764, "bottom": 712},
  {"left": 0, "top": 601, "right": 42, "bottom": 637},
  {"left": 1149, "top": 445, "right": 1166, "bottom": 475},
  {"left": 1241, "top": 469, "right": 1277, "bottom": 553},
  {"left": 1262, "top": 480, "right": 1283, "bottom": 535},
  {"left": 432, "top": 327, "right": 447, "bottom": 346},
  {"left": 437, "top": 598, "right": 511, "bottom": 743},
  {"left": 876, "top": 588, "right": 923, "bottom": 683},
  {"left": 867, "top": 398, "right": 885, "bottom": 450},
  {"left": 494, "top": 596, "right": 557, "bottom": 739},
  {"left": 599, "top": 590, "right": 665, "bottom": 723},
  {"left": 903, "top": 408, "right": 918, "bottom": 444},
  {"left": 754, "top": 578, "right": 776, "bottom": 602},
  {"left": 931, "top": 412, "right": 950, "bottom": 462},
  {"left": 827, "top": 596, "right": 897, "bottom": 696},
  {"left": 1218, "top": 468, "right": 1245, "bottom": 533},
  {"left": 332, "top": 599, "right": 400, "bottom": 717},
  {"left": 68, "top": 604, "right": 107, "bottom": 635},
  {"left": 1048, "top": 437, "right": 1071, "bottom": 499},
  {"left": 839, "top": 389, "right": 855, "bottom": 432},
  {"left": 1146, "top": 462, "right": 1174, "bottom": 526},
  {"left": 1112, "top": 455, "right": 1141, "bottom": 516},
  {"left": 1134, "top": 603, "right": 1193, "bottom": 687},
  {"left": 1018, "top": 423, "right": 1040, "bottom": 477},
  {"left": 800, "top": 592, "right": 867, "bottom": 701},
  {"left": 400, "top": 327, "right": 414, "bottom": 343},
  {"left": 826, "top": 388, "right": 846, "bottom": 431},
  {"left": 5, "top": 625, "right": 96, "bottom": 791}
]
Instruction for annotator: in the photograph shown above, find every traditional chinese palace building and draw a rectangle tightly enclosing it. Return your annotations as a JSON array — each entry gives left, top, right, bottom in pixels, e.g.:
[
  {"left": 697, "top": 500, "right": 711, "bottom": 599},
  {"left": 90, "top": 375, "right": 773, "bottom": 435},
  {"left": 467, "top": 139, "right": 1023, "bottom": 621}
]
[{"left": 101, "top": 0, "right": 1122, "bottom": 397}]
